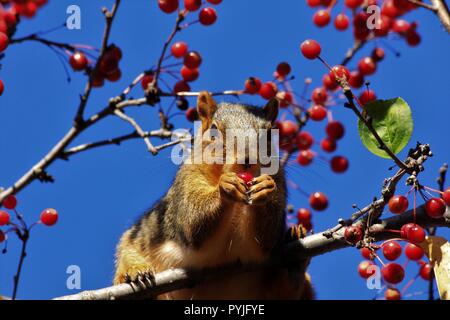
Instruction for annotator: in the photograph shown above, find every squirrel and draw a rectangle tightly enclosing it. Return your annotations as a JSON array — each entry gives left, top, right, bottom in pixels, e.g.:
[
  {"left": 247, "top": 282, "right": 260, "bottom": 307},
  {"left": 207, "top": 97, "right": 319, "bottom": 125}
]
[{"left": 114, "top": 91, "right": 313, "bottom": 299}]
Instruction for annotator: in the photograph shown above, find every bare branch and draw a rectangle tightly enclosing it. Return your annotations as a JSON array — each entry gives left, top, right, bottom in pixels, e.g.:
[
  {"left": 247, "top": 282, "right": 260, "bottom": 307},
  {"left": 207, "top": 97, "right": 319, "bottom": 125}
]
[
  {"left": 341, "top": 40, "right": 367, "bottom": 66},
  {"left": 430, "top": 0, "right": 450, "bottom": 33}
]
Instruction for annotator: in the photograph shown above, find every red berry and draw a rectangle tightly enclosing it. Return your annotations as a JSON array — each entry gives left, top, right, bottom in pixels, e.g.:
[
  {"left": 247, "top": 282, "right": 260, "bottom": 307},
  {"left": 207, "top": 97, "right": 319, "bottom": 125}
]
[
  {"left": 297, "top": 150, "right": 314, "bottom": 166},
  {"left": 329, "top": 65, "right": 350, "bottom": 83},
  {"left": 158, "top": 0, "right": 179, "bottom": 13},
  {"left": 297, "top": 208, "right": 312, "bottom": 223},
  {"left": 109, "top": 45, "right": 123, "bottom": 61},
  {"left": 0, "top": 210, "right": 10, "bottom": 226},
  {"left": 277, "top": 121, "right": 298, "bottom": 138},
  {"left": 0, "top": 79, "right": 4, "bottom": 96},
  {"left": 322, "top": 74, "right": 338, "bottom": 91},
  {"left": 388, "top": 195, "right": 409, "bottom": 214},
  {"left": 3, "top": 11, "right": 18, "bottom": 28},
  {"left": 330, "top": 156, "right": 349, "bottom": 173},
  {"left": 186, "top": 107, "right": 199, "bottom": 122},
  {"left": 400, "top": 222, "right": 415, "bottom": 239},
  {"left": 382, "top": 240, "right": 402, "bottom": 261},
  {"left": 106, "top": 68, "right": 122, "bottom": 82},
  {"left": 443, "top": 187, "right": 450, "bottom": 206},
  {"left": 321, "top": 138, "right": 337, "bottom": 153},
  {"left": 259, "top": 82, "right": 278, "bottom": 100},
  {"left": 3, "top": 195, "right": 17, "bottom": 210},
  {"left": 345, "top": 0, "right": 364, "bottom": 9},
  {"left": 307, "top": 0, "right": 322, "bottom": 6},
  {"left": 91, "top": 72, "right": 105, "bottom": 88},
  {"left": 405, "top": 243, "right": 424, "bottom": 260},
  {"left": 359, "top": 90, "right": 377, "bottom": 105},
  {"left": 184, "top": 0, "right": 201, "bottom": 11},
  {"left": 278, "top": 91, "right": 293, "bottom": 108},
  {"left": 244, "top": 77, "right": 262, "bottom": 95},
  {"left": 358, "top": 260, "right": 376, "bottom": 279},
  {"left": 374, "top": 15, "right": 392, "bottom": 37},
  {"left": 0, "top": 230, "right": 5, "bottom": 243},
  {"left": 173, "top": 81, "right": 191, "bottom": 93},
  {"left": 406, "top": 224, "right": 426, "bottom": 244},
  {"left": 334, "top": 14, "right": 349, "bottom": 31},
  {"left": 344, "top": 225, "right": 363, "bottom": 244},
  {"left": 184, "top": 51, "right": 202, "bottom": 69},
  {"left": 207, "top": 0, "right": 222, "bottom": 4},
  {"left": 406, "top": 30, "right": 421, "bottom": 46},
  {"left": 40, "top": 208, "right": 58, "bottom": 226},
  {"left": 295, "top": 131, "right": 314, "bottom": 150},
  {"left": 326, "top": 121, "right": 345, "bottom": 140},
  {"left": 382, "top": 263, "right": 405, "bottom": 284},
  {"left": 311, "top": 87, "right": 328, "bottom": 104},
  {"left": 141, "top": 73, "right": 155, "bottom": 90},
  {"left": 0, "top": 32, "right": 8, "bottom": 53},
  {"left": 309, "top": 192, "right": 328, "bottom": 211},
  {"left": 425, "top": 197, "right": 446, "bottom": 219},
  {"left": 300, "top": 39, "right": 321, "bottom": 59},
  {"left": 313, "top": 9, "right": 330, "bottom": 27},
  {"left": 358, "top": 57, "right": 377, "bottom": 76},
  {"left": 171, "top": 41, "right": 188, "bottom": 58},
  {"left": 419, "top": 263, "right": 433, "bottom": 280},
  {"left": 199, "top": 7, "right": 217, "bottom": 26},
  {"left": 385, "top": 288, "right": 401, "bottom": 300},
  {"left": 180, "top": 66, "right": 199, "bottom": 82},
  {"left": 392, "top": 19, "right": 410, "bottom": 33},
  {"left": 361, "top": 247, "right": 376, "bottom": 260},
  {"left": 237, "top": 172, "right": 254, "bottom": 186},
  {"left": 348, "top": 71, "right": 364, "bottom": 89},
  {"left": 276, "top": 62, "right": 291, "bottom": 78},
  {"left": 309, "top": 104, "right": 327, "bottom": 121},
  {"left": 74, "top": 52, "right": 95, "bottom": 72},
  {"left": 382, "top": 0, "right": 400, "bottom": 18}
]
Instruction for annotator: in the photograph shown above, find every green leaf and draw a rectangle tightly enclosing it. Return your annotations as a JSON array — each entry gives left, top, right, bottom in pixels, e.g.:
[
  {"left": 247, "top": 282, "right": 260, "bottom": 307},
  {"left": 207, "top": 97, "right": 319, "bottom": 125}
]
[{"left": 357, "top": 97, "right": 413, "bottom": 159}]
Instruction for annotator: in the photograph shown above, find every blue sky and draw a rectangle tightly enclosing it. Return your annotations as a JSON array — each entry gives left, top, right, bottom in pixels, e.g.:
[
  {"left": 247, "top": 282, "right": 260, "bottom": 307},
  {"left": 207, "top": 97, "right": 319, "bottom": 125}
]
[{"left": 0, "top": 0, "right": 449, "bottom": 300}]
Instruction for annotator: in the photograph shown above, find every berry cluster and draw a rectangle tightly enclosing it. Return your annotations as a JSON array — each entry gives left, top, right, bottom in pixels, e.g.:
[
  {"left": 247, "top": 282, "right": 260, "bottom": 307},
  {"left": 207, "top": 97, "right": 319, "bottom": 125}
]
[
  {"left": 306, "top": 0, "right": 421, "bottom": 46},
  {"left": 158, "top": 0, "right": 219, "bottom": 26}
]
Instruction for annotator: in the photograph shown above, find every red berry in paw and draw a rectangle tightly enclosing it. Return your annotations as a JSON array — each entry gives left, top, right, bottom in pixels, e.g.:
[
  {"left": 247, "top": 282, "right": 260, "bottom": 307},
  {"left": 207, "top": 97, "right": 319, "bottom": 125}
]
[
  {"left": 141, "top": 73, "right": 155, "bottom": 90},
  {"left": 358, "top": 260, "right": 376, "bottom": 279},
  {"left": 184, "top": 51, "right": 202, "bottom": 69},
  {"left": 323, "top": 74, "right": 338, "bottom": 91},
  {"left": 245, "top": 77, "right": 262, "bottom": 94},
  {"left": 344, "top": 225, "right": 363, "bottom": 244},
  {"left": 309, "top": 192, "right": 328, "bottom": 211},
  {"left": 334, "top": 14, "right": 349, "bottom": 31},
  {"left": 3, "top": 195, "right": 17, "bottom": 210},
  {"left": 0, "top": 210, "right": 10, "bottom": 226},
  {"left": 359, "top": 90, "right": 377, "bottom": 105},
  {"left": 277, "top": 121, "right": 298, "bottom": 138},
  {"left": 69, "top": 52, "right": 88, "bottom": 71},
  {"left": 419, "top": 263, "right": 433, "bottom": 280},
  {"left": 295, "top": 131, "right": 314, "bottom": 150},
  {"left": 180, "top": 66, "right": 199, "bottom": 82},
  {"left": 311, "top": 87, "right": 328, "bottom": 104},
  {"left": 186, "top": 107, "right": 199, "bottom": 122},
  {"left": 237, "top": 172, "right": 254, "bottom": 186},
  {"left": 300, "top": 39, "right": 321, "bottom": 59},
  {"left": 297, "top": 208, "right": 312, "bottom": 223},
  {"left": 0, "top": 230, "right": 5, "bottom": 243},
  {"left": 330, "top": 156, "right": 348, "bottom": 173},
  {"left": 309, "top": 104, "right": 327, "bottom": 121},
  {"left": 173, "top": 81, "right": 191, "bottom": 93},
  {"left": 358, "top": 57, "right": 377, "bottom": 76},
  {"left": 313, "top": 9, "right": 330, "bottom": 27},
  {"left": 443, "top": 187, "right": 450, "bottom": 206},
  {"left": 405, "top": 243, "right": 424, "bottom": 260},
  {"left": 0, "top": 79, "right": 4, "bottom": 96},
  {"left": 276, "top": 62, "right": 291, "bottom": 78},
  {"left": 329, "top": 65, "right": 350, "bottom": 83},
  {"left": 382, "top": 240, "right": 402, "bottom": 261},
  {"left": 184, "top": 0, "right": 201, "bottom": 11},
  {"left": 348, "top": 71, "right": 364, "bottom": 89},
  {"left": 40, "top": 208, "right": 58, "bottom": 226},
  {"left": 158, "top": 0, "right": 179, "bottom": 13},
  {"left": 385, "top": 288, "right": 401, "bottom": 300},
  {"left": 259, "top": 82, "right": 278, "bottom": 100},
  {"left": 361, "top": 247, "right": 376, "bottom": 260},
  {"left": 199, "top": 7, "right": 217, "bottom": 26},
  {"left": 406, "top": 224, "right": 425, "bottom": 244},
  {"left": 326, "top": 121, "right": 345, "bottom": 140},
  {"left": 345, "top": 0, "right": 364, "bottom": 9},
  {"left": 388, "top": 195, "right": 409, "bottom": 214},
  {"left": 0, "top": 32, "right": 9, "bottom": 52},
  {"left": 321, "top": 138, "right": 337, "bottom": 153},
  {"left": 297, "top": 150, "right": 314, "bottom": 166},
  {"left": 382, "top": 263, "right": 405, "bottom": 284},
  {"left": 425, "top": 197, "right": 446, "bottom": 219},
  {"left": 171, "top": 41, "right": 188, "bottom": 58}
]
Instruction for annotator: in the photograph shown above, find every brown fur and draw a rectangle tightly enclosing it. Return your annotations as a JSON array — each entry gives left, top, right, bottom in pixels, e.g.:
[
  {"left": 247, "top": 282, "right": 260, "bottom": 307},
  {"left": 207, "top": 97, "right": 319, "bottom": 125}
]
[{"left": 114, "top": 92, "right": 313, "bottom": 299}]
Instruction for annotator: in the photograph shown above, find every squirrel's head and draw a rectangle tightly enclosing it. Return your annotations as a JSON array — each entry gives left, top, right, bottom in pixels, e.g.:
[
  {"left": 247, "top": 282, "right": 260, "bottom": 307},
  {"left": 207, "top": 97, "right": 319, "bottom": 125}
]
[{"left": 196, "top": 91, "right": 279, "bottom": 176}]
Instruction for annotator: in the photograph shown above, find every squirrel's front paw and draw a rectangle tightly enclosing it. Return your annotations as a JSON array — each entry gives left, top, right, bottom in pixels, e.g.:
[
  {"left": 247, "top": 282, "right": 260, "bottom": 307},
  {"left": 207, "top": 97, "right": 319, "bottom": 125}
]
[
  {"left": 248, "top": 174, "right": 276, "bottom": 205},
  {"left": 219, "top": 172, "right": 249, "bottom": 203}
]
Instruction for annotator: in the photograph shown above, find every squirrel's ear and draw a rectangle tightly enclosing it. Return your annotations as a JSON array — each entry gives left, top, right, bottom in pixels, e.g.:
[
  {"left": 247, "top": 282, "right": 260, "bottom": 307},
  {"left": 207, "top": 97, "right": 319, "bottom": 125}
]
[
  {"left": 197, "top": 91, "right": 217, "bottom": 128},
  {"left": 263, "top": 98, "right": 279, "bottom": 124}
]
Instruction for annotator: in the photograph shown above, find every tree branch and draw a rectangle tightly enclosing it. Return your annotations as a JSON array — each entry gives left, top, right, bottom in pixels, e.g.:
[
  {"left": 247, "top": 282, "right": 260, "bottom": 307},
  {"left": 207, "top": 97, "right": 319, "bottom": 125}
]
[
  {"left": 55, "top": 204, "right": 450, "bottom": 300},
  {"left": 429, "top": 0, "right": 450, "bottom": 33}
]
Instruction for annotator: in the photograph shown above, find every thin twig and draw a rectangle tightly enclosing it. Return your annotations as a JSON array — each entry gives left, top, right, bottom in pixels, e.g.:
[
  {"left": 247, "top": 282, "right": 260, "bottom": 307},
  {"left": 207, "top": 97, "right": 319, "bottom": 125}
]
[
  {"left": 12, "top": 230, "right": 29, "bottom": 300},
  {"left": 341, "top": 40, "right": 366, "bottom": 66},
  {"left": 407, "top": 0, "right": 438, "bottom": 11}
]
